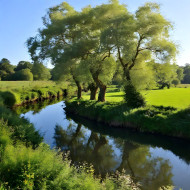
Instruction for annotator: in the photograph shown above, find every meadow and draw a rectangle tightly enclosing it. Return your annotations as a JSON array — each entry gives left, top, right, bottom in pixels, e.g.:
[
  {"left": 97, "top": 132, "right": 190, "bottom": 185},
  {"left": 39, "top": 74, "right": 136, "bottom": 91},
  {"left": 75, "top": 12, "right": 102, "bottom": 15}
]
[
  {"left": 83, "top": 86, "right": 190, "bottom": 109},
  {"left": 0, "top": 81, "right": 57, "bottom": 91}
]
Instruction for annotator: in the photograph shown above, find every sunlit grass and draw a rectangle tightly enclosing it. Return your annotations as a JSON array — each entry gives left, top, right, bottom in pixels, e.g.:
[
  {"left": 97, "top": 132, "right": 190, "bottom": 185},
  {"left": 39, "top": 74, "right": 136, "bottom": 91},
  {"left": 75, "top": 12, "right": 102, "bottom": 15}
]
[
  {"left": 143, "top": 88, "right": 190, "bottom": 109},
  {"left": 0, "top": 81, "right": 56, "bottom": 91},
  {"left": 83, "top": 87, "right": 190, "bottom": 109}
]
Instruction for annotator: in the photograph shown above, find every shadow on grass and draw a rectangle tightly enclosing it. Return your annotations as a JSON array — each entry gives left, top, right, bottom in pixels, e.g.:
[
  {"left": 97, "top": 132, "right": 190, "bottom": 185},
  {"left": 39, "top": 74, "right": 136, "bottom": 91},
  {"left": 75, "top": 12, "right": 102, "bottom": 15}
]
[{"left": 106, "top": 94, "right": 124, "bottom": 97}]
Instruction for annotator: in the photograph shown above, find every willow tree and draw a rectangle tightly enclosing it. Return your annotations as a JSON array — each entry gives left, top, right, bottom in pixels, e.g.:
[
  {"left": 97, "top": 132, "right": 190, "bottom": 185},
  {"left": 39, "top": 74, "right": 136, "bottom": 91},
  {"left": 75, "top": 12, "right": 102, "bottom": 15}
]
[
  {"left": 103, "top": 2, "right": 176, "bottom": 80},
  {"left": 27, "top": 1, "right": 125, "bottom": 102},
  {"left": 101, "top": 2, "right": 177, "bottom": 105}
]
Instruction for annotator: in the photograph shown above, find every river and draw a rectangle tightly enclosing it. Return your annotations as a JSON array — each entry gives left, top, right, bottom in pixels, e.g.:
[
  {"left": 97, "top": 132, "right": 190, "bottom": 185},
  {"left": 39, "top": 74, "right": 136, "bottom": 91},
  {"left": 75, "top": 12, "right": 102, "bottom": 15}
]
[{"left": 15, "top": 99, "right": 190, "bottom": 190}]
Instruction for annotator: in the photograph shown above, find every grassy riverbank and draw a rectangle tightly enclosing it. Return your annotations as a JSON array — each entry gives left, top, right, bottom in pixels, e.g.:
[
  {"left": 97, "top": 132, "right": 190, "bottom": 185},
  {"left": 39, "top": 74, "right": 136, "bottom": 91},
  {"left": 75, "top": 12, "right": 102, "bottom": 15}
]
[
  {"left": 65, "top": 100, "right": 190, "bottom": 140},
  {"left": 0, "top": 81, "right": 75, "bottom": 107}
]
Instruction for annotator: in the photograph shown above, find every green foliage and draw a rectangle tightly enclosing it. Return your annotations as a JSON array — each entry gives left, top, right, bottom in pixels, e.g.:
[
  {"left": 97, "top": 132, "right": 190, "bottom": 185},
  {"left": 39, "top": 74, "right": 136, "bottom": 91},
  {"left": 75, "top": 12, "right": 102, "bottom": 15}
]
[
  {"left": 32, "top": 62, "right": 51, "bottom": 81},
  {"left": 12, "top": 69, "right": 33, "bottom": 81},
  {"left": 0, "top": 58, "right": 15, "bottom": 81},
  {"left": 124, "top": 83, "right": 146, "bottom": 108},
  {"left": 0, "top": 58, "right": 14, "bottom": 74},
  {"left": 176, "top": 66, "right": 184, "bottom": 82},
  {"left": 0, "top": 91, "right": 19, "bottom": 107},
  {"left": 152, "top": 62, "right": 177, "bottom": 89},
  {"left": 0, "top": 70, "right": 8, "bottom": 81},
  {"left": 172, "top": 79, "right": 180, "bottom": 87},
  {"left": 0, "top": 106, "right": 42, "bottom": 147},
  {"left": 15, "top": 61, "right": 33, "bottom": 71},
  {"left": 26, "top": 1, "right": 177, "bottom": 103},
  {"left": 130, "top": 62, "right": 156, "bottom": 90}
]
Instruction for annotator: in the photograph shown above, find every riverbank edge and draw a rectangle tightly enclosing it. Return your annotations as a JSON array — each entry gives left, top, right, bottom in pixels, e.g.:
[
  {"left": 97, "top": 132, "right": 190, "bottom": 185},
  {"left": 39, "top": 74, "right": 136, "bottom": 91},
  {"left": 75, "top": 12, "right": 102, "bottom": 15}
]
[
  {"left": 65, "top": 100, "right": 190, "bottom": 140},
  {"left": 0, "top": 86, "right": 72, "bottom": 108}
]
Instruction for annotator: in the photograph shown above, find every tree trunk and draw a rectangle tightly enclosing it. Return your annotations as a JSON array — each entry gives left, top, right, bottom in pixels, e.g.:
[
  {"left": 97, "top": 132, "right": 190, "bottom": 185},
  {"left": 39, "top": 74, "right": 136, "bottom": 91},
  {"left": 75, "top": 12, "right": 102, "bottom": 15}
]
[
  {"left": 98, "top": 86, "right": 107, "bottom": 102},
  {"left": 72, "top": 74, "right": 82, "bottom": 99},
  {"left": 124, "top": 67, "right": 131, "bottom": 81},
  {"left": 91, "top": 72, "right": 107, "bottom": 102},
  {"left": 77, "top": 84, "right": 82, "bottom": 99},
  {"left": 89, "top": 83, "right": 98, "bottom": 100}
]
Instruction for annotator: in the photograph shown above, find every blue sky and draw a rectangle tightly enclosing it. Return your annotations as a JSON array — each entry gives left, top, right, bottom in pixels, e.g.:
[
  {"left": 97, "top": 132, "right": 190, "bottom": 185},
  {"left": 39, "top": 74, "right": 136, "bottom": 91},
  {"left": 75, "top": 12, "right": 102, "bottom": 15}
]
[{"left": 0, "top": 0, "right": 189, "bottom": 66}]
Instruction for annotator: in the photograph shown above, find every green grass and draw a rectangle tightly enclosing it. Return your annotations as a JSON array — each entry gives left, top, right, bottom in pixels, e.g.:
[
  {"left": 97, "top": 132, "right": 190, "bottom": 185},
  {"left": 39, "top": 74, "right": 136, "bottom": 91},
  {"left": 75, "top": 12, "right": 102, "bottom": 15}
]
[
  {"left": 0, "top": 81, "right": 56, "bottom": 91},
  {"left": 177, "top": 84, "right": 190, "bottom": 88},
  {"left": 0, "top": 81, "right": 74, "bottom": 107},
  {"left": 143, "top": 88, "right": 190, "bottom": 109},
  {"left": 83, "top": 87, "right": 190, "bottom": 109}
]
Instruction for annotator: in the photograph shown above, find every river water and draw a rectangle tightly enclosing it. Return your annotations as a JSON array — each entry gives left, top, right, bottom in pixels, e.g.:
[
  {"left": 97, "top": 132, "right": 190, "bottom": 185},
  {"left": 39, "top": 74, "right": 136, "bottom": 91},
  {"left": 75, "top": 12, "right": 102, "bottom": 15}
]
[{"left": 16, "top": 99, "right": 190, "bottom": 190}]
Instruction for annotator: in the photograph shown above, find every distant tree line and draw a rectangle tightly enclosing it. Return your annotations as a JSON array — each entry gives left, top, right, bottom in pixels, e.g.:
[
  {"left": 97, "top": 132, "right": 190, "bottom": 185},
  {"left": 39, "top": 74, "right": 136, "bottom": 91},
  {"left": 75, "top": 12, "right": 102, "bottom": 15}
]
[
  {"left": 0, "top": 58, "right": 51, "bottom": 81},
  {"left": 0, "top": 57, "right": 189, "bottom": 88}
]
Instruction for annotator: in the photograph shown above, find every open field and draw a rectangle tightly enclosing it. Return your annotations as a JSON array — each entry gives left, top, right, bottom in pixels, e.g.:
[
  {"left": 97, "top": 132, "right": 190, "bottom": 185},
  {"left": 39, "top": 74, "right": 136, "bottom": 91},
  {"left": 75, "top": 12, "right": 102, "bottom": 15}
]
[
  {"left": 0, "top": 81, "right": 57, "bottom": 91},
  {"left": 83, "top": 86, "right": 190, "bottom": 109}
]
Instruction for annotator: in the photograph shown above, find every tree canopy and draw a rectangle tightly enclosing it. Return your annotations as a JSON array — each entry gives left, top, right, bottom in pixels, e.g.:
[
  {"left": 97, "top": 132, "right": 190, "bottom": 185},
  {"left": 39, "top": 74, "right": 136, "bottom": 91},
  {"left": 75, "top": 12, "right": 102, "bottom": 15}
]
[
  {"left": 15, "top": 61, "right": 33, "bottom": 71},
  {"left": 27, "top": 1, "right": 177, "bottom": 101},
  {"left": 31, "top": 62, "right": 51, "bottom": 81}
]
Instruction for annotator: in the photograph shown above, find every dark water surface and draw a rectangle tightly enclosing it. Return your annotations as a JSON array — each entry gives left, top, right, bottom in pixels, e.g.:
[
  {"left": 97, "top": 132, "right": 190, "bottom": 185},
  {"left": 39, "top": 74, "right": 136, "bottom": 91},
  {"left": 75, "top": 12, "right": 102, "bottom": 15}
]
[{"left": 16, "top": 99, "right": 190, "bottom": 190}]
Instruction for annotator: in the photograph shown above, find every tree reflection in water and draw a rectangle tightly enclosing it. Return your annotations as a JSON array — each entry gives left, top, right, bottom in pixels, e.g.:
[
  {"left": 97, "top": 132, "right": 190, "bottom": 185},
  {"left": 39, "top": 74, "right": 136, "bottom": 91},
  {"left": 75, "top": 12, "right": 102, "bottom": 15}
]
[
  {"left": 54, "top": 123, "right": 118, "bottom": 175},
  {"left": 54, "top": 123, "right": 173, "bottom": 189}
]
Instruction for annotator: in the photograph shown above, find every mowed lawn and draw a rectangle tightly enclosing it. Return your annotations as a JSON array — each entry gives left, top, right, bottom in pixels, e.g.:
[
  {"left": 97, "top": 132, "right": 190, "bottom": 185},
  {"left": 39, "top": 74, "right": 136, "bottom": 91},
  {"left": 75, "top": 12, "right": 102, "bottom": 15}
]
[
  {"left": 143, "top": 88, "right": 190, "bottom": 109},
  {"left": 83, "top": 87, "right": 190, "bottom": 109}
]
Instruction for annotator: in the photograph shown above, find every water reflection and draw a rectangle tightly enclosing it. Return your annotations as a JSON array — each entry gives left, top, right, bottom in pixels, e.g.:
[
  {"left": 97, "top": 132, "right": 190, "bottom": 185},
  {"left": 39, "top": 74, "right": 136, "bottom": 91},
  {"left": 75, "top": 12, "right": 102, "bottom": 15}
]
[
  {"left": 54, "top": 122, "right": 173, "bottom": 189},
  {"left": 15, "top": 100, "right": 190, "bottom": 190}
]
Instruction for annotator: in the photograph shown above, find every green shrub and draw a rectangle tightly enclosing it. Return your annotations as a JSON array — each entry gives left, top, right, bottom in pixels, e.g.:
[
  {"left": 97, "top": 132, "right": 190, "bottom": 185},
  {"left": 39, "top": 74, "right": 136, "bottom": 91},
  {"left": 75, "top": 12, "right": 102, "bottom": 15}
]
[
  {"left": 124, "top": 83, "right": 146, "bottom": 108},
  {"left": 12, "top": 69, "right": 33, "bottom": 81},
  {"left": 0, "top": 91, "right": 19, "bottom": 107},
  {"left": 172, "top": 79, "right": 180, "bottom": 87},
  {"left": 0, "top": 105, "right": 43, "bottom": 147}
]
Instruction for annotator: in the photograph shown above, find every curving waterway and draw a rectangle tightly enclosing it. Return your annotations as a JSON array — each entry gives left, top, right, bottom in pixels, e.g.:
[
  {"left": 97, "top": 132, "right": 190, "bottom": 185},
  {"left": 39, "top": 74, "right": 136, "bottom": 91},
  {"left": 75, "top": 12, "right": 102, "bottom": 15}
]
[{"left": 15, "top": 99, "right": 190, "bottom": 190}]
